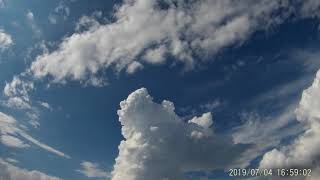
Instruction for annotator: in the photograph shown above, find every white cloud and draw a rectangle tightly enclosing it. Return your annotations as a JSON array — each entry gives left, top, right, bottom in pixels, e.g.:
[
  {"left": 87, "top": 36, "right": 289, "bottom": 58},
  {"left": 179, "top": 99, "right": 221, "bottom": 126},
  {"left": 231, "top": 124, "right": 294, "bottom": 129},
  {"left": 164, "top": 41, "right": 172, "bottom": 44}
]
[
  {"left": 75, "top": 14, "right": 101, "bottom": 32},
  {"left": 39, "top": 101, "right": 51, "bottom": 110},
  {"left": 4, "top": 76, "right": 34, "bottom": 100},
  {"left": 26, "top": 10, "right": 42, "bottom": 37},
  {"left": 77, "top": 161, "right": 110, "bottom": 179},
  {"left": 0, "top": 112, "right": 70, "bottom": 158},
  {"left": 142, "top": 46, "right": 167, "bottom": 65},
  {"left": 0, "top": 158, "right": 61, "bottom": 180},
  {"left": 111, "top": 88, "right": 246, "bottom": 180},
  {"left": 126, "top": 61, "right": 144, "bottom": 74},
  {"left": 3, "top": 76, "right": 34, "bottom": 109},
  {"left": 0, "top": 29, "right": 13, "bottom": 50},
  {"left": 3, "top": 97, "right": 32, "bottom": 109},
  {"left": 5, "top": 158, "right": 18, "bottom": 164},
  {"left": 28, "top": 0, "right": 313, "bottom": 86},
  {"left": 188, "top": 112, "right": 213, "bottom": 129},
  {"left": 1, "top": 134, "right": 30, "bottom": 148},
  {"left": 260, "top": 69, "right": 320, "bottom": 170},
  {"left": 48, "top": 1, "right": 70, "bottom": 24}
]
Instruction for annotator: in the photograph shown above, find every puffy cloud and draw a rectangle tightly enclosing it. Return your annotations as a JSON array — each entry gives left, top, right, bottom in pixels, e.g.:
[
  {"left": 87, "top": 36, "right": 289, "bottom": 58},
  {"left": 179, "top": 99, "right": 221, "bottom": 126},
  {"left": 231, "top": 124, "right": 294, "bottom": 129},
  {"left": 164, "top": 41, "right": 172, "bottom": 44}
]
[
  {"left": 111, "top": 88, "right": 246, "bottom": 180},
  {"left": 142, "top": 46, "right": 167, "bottom": 65},
  {"left": 0, "top": 29, "right": 13, "bottom": 50},
  {"left": 0, "top": 158, "right": 61, "bottom": 180},
  {"left": 260, "top": 70, "right": 320, "bottom": 170},
  {"left": 126, "top": 61, "right": 144, "bottom": 74},
  {"left": 29, "top": 0, "right": 311, "bottom": 86},
  {"left": 0, "top": 112, "right": 70, "bottom": 158},
  {"left": 188, "top": 112, "right": 213, "bottom": 129},
  {"left": 77, "top": 161, "right": 110, "bottom": 179}
]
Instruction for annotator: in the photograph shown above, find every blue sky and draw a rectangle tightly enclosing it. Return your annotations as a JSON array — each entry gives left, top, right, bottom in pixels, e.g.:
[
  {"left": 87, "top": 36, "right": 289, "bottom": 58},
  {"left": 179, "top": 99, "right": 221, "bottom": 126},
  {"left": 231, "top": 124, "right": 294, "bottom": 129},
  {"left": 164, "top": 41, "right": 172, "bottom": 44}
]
[{"left": 1, "top": 0, "right": 320, "bottom": 180}]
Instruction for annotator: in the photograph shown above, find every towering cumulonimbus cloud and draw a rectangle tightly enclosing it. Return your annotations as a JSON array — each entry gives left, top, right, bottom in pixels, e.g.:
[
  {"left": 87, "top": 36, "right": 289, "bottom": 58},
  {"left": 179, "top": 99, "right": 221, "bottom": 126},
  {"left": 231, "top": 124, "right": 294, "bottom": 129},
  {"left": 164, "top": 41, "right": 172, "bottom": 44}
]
[
  {"left": 260, "top": 70, "right": 320, "bottom": 172},
  {"left": 112, "top": 88, "right": 246, "bottom": 180}
]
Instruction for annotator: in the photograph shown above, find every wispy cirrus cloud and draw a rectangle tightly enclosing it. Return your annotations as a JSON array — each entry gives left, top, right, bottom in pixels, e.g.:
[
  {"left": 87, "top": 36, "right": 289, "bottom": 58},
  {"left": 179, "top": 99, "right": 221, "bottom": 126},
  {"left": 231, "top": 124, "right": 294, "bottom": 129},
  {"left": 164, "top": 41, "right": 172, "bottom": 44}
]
[{"left": 0, "top": 112, "right": 70, "bottom": 158}]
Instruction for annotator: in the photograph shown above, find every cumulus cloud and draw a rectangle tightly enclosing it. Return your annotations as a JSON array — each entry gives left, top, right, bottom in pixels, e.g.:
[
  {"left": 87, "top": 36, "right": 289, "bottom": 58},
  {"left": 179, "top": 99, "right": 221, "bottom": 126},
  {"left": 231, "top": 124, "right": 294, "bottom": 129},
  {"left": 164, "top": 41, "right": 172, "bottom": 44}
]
[
  {"left": 77, "top": 161, "right": 110, "bottom": 179},
  {"left": 112, "top": 88, "right": 246, "bottom": 180},
  {"left": 260, "top": 70, "right": 320, "bottom": 170},
  {"left": 0, "top": 29, "right": 13, "bottom": 50},
  {"left": 0, "top": 112, "right": 70, "bottom": 158},
  {"left": 126, "top": 61, "right": 144, "bottom": 74},
  {"left": 29, "top": 0, "right": 314, "bottom": 86},
  {"left": 0, "top": 158, "right": 61, "bottom": 180}
]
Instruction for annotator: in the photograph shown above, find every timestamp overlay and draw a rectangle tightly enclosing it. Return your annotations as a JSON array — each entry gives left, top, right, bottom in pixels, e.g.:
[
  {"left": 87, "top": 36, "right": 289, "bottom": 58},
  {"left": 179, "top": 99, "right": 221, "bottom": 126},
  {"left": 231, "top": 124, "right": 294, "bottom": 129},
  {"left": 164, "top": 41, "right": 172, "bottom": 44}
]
[{"left": 228, "top": 168, "right": 312, "bottom": 177}]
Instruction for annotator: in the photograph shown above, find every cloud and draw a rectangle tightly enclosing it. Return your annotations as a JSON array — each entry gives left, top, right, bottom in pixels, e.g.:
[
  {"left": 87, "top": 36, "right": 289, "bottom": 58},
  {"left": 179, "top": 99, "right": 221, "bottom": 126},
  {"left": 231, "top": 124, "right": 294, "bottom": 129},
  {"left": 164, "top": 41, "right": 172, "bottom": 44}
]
[
  {"left": 39, "top": 101, "right": 51, "bottom": 110},
  {"left": 48, "top": 1, "right": 70, "bottom": 24},
  {"left": 0, "top": 29, "right": 13, "bottom": 50},
  {"left": 75, "top": 13, "right": 101, "bottom": 32},
  {"left": 199, "top": 99, "right": 222, "bottom": 112},
  {"left": 0, "top": 112, "right": 70, "bottom": 158},
  {"left": 1, "top": 134, "right": 30, "bottom": 148},
  {"left": 3, "top": 97, "right": 32, "bottom": 109},
  {"left": 111, "top": 88, "right": 247, "bottom": 180},
  {"left": 188, "top": 112, "right": 213, "bottom": 129},
  {"left": 26, "top": 10, "right": 42, "bottom": 37},
  {"left": 28, "top": 0, "right": 314, "bottom": 86},
  {"left": 126, "top": 61, "right": 144, "bottom": 74},
  {"left": 77, "top": 161, "right": 110, "bottom": 179},
  {"left": 3, "top": 76, "right": 34, "bottom": 109},
  {"left": 231, "top": 107, "right": 305, "bottom": 168},
  {"left": 0, "top": 158, "right": 61, "bottom": 180},
  {"left": 260, "top": 69, "right": 320, "bottom": 170}
]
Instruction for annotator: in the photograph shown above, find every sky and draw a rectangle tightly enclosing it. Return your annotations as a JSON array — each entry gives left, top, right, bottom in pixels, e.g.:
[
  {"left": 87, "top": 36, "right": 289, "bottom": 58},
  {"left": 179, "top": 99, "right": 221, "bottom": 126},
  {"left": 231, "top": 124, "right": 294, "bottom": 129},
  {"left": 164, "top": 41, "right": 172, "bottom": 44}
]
[{"left": 1, "top": 0, "right": 320, "bottom": 180}]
